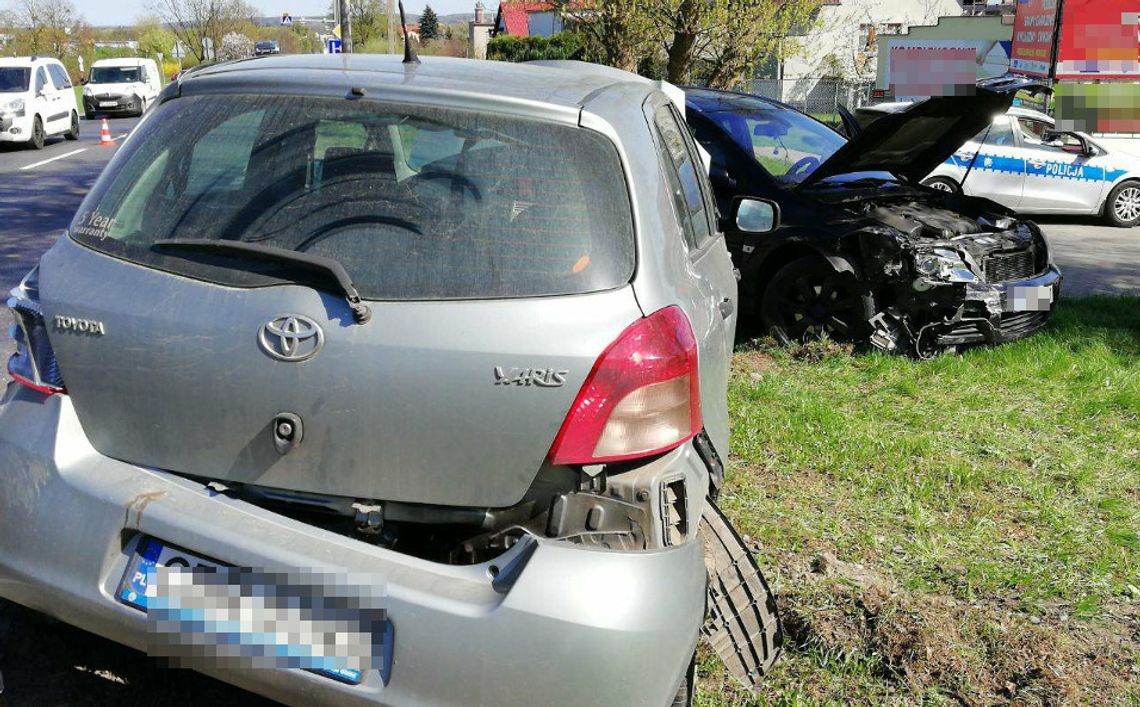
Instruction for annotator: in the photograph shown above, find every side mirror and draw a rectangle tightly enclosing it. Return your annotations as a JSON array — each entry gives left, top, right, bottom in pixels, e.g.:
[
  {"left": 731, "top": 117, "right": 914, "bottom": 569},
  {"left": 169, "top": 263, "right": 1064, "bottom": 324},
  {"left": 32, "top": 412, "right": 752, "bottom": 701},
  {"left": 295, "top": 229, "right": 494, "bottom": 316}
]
[{"left": 732, "top": 197, "right": 780, "bottom": 235}]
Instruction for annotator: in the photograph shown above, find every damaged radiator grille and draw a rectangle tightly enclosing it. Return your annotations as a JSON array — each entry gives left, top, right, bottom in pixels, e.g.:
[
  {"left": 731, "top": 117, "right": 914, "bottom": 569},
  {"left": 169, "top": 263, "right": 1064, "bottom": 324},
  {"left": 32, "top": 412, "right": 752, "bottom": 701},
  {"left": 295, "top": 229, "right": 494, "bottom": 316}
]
[{"left": 982, "top": 249, "right": 1037, "bottom": 283}]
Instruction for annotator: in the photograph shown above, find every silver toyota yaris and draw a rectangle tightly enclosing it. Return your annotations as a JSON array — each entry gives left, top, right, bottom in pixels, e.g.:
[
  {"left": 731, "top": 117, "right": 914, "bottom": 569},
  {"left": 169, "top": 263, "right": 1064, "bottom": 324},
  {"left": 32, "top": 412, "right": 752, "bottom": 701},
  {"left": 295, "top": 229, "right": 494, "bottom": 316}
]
[{"left": 0, "top": 55, "right": 779, "bottom": 705}]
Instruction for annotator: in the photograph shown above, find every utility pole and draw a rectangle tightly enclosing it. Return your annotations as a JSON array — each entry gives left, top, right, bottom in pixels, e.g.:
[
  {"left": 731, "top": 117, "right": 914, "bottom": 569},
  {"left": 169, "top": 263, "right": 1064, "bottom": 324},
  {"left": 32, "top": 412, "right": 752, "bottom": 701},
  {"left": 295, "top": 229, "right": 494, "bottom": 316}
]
[
  {"left": 388, "top": 0, "right": 397, "bottom": 55},
  {"left": 338, "top": 0, "right": 353, "bottom": 52}
]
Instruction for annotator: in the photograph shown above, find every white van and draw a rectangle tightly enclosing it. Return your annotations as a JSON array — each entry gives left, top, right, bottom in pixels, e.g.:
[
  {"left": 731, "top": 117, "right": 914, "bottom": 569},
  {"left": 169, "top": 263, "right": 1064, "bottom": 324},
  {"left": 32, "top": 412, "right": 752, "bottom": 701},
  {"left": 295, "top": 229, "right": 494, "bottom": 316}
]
[
  {"left": 82, "top": 57, "right": 161, "bottom": 119},
  {"left": 0, "top": 56, "right": 81, "bottom": 149}
]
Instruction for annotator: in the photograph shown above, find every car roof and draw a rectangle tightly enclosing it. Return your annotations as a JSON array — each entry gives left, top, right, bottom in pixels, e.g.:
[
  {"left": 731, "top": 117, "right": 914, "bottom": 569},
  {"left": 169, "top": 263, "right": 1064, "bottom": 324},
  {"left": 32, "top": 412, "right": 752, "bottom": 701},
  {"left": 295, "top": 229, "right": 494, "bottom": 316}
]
[
  {"left": 683, "top": 85, "right": 799, "bottom": 114},
  {"left": 183, "top": 55, "right": 664, "bottom": 115},
  {"left": 92, "top": 57, "right": 154, "bottom": 67},
  {"left": 1007, "top": 106, "right": 1052, "bottom": 122},
  {"left": 0, "top": 56, "right": 61, "bottom": 67}
]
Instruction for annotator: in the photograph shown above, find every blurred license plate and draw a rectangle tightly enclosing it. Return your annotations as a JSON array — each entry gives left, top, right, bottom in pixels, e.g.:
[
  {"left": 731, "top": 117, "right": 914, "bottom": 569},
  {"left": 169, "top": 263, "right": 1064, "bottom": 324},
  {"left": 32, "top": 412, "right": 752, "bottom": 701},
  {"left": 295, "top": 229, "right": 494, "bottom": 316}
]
[
  {"left": 117, "top": 536, "right": 221, "bottom": 611},
  {"left": 98, "top": 101, "right": 116, "bottom": 107},
  {"left": 116, "top": 536, "right": 368, "bottom": 685},
  {"left": 1007, "top": 285, "right": 1053, "bottom": 312}
]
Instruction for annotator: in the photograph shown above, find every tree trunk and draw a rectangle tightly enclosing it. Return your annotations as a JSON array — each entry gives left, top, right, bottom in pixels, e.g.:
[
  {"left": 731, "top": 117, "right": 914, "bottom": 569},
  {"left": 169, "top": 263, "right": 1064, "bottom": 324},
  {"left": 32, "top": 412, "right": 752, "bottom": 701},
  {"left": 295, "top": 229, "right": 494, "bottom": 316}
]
[
  {"left": 666, "top": 30, "right": 695, "bottom": 84},
  {"left": 665, "top": 0, "right": 698, "bottom": 84}
]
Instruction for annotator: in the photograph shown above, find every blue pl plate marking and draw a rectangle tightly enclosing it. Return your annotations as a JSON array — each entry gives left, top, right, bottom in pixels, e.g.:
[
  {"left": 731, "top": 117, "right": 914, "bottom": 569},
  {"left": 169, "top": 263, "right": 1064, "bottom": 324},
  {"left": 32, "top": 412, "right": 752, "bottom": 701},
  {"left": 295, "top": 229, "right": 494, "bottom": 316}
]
[{"left": 116, "top": 536, "right": 370, "bottom": 685}]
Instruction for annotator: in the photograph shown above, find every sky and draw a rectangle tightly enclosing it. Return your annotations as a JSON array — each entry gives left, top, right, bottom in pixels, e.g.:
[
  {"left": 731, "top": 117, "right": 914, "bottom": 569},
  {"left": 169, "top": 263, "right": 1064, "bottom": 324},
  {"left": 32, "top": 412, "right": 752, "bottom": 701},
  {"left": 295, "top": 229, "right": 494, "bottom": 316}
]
[{"left": 56, "top": 0, "right": 482, "bottom": 27}]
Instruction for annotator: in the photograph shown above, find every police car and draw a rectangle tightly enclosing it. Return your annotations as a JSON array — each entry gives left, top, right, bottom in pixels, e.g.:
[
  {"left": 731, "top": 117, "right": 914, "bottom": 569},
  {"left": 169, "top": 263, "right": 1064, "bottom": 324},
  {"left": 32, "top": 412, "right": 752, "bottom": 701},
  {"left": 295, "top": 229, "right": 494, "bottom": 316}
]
[{"left": 858, "top": 104, "right": 1140, "bottom": 227}]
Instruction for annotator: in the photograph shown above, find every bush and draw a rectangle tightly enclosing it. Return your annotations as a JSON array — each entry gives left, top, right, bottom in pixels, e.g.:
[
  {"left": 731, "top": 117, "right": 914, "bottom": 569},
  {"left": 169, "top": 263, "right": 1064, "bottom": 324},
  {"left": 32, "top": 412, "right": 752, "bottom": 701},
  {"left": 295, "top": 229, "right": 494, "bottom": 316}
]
[{"left": 487, "top": 32, "right": 583, "bottom": 63}]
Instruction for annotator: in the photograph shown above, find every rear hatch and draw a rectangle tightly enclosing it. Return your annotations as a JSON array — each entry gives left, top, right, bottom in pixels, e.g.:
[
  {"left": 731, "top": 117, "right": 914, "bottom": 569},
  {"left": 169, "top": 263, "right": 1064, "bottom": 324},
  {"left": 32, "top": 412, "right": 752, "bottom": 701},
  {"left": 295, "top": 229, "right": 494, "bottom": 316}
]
[{"left": 42, "top": 90, "right": 641, "bottom": 508}]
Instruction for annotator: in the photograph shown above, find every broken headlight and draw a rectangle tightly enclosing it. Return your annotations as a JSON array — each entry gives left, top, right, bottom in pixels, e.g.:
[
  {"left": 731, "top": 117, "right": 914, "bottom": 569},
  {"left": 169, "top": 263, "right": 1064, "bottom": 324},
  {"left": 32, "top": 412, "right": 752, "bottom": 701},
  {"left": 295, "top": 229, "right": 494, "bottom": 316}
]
[{"left": 913, "top": 248, "right": 977, "bottom": 284}]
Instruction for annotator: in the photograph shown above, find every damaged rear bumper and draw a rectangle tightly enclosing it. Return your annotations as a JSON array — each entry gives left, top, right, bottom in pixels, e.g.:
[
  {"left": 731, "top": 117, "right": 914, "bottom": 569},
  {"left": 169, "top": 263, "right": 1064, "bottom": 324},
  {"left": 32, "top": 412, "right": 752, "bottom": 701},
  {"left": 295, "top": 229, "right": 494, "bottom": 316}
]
[{"left": 0, "top": 388, "right": 705, "bottom": 706}]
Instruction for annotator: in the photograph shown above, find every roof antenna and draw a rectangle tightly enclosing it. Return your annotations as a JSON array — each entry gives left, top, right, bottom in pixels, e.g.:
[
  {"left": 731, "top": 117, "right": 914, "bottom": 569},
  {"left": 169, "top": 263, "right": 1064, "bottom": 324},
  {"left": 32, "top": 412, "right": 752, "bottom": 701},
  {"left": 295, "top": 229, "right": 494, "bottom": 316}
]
[{"left": 399, "top": 1, "right": 420, "bottom": 64}]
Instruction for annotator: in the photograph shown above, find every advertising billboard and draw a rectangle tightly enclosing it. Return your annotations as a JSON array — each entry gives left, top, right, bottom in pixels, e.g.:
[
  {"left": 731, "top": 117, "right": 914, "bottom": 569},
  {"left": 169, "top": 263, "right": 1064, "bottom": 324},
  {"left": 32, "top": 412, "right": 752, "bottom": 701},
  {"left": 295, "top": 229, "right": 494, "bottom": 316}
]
[
  {"left": 1055, "top": 0, "right": 1140, "bottom": 79},
  {"left": 1010, "top": 0, "right": 1061, "bottom": 77}
]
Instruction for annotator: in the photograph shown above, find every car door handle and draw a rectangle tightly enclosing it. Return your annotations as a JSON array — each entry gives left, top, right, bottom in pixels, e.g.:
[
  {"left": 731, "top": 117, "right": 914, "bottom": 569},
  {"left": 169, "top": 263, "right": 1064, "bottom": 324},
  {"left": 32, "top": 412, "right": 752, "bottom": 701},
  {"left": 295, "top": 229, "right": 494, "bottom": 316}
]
[{"left": 718, "top": 298, "right": 734, "bottom": 319}]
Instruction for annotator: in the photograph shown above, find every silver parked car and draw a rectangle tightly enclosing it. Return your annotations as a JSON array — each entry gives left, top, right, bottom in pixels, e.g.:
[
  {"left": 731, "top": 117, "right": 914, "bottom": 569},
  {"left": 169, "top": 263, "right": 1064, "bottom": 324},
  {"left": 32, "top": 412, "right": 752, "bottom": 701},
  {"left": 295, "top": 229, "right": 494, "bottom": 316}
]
[{"left": 0, "top": 55, "right": 780, "bottom": 705}]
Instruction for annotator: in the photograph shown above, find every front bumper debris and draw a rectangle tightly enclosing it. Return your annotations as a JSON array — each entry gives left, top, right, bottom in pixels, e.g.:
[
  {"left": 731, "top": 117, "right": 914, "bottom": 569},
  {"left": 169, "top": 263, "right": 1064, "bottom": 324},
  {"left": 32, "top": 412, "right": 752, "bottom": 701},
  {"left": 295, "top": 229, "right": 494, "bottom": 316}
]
[{"left": 871, "top": 265, "right": 1062, "bottom": 356}]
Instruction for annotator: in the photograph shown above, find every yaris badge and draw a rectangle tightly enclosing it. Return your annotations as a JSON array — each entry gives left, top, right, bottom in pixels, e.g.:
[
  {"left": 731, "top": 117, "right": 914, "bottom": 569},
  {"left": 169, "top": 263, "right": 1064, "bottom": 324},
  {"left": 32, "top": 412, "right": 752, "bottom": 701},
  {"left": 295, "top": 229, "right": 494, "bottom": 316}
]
[{"left": 259, "top": 315, "right": 324, "bottom": 362}]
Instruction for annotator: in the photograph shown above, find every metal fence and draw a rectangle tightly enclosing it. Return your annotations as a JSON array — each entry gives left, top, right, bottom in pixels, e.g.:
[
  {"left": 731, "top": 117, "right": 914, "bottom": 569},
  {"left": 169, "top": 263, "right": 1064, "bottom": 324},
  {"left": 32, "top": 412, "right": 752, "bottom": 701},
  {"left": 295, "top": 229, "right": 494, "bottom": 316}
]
[{"left": 744, "top": 78, "right": 875, "bottom": 126}]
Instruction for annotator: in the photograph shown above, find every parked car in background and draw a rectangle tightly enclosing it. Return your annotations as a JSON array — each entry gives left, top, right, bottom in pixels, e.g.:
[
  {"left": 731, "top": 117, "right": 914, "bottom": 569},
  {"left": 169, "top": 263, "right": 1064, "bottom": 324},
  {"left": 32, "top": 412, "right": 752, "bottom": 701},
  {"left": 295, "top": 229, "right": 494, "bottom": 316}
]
[
  {"left": 0, "top": 55, "right": 779, "bottom": 706},
  {"left": 684, "top": 76, "right": 1061, "bottom": 357},
  {"left": 857, "top": 103, "right": 1140, "bottom": 227},
  {"left": 82, "top": 57, "right": 162, "bottom": 119},
  {"left": 254, "top": 40, "right": 281, "bottom": 56},
  {"left": 0, "top": 55, "right": 80, "bottom": 149}
]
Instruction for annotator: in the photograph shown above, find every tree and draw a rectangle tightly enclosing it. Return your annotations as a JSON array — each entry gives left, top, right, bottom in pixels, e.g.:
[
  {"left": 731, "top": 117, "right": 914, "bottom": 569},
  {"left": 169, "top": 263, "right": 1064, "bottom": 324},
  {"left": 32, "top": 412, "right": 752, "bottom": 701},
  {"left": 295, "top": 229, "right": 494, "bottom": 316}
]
[
  {"left": 147, "top": 0, "right": 257, "bottom": 62},
  {"left": 217, "top": 31, "right": 252, "bottom": 60},
  {"left": 136, "top": 15, "right": 177, "bottom": 58},
  {"left": 551, "top": 0, "right": 657, "bottom": 73},
  {"left": 342, "top": 0, "right": 388, "bottom": 48},
  {"left": 419, "top": 4, "right": 439, "bottom": 41},
  {"left": 653, "top": 0, "right": 819, "bottom": 88},
  {"left": 12, "top": 0, "right": 82, "bottom": 56}
]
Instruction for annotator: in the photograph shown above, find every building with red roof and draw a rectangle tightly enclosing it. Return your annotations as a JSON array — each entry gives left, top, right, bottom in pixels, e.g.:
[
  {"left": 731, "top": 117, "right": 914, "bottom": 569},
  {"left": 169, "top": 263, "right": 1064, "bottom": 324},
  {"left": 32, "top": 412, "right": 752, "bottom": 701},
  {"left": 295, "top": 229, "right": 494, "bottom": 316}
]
[{"left": 493, "top": 2, "right": 566, "bottom": 38}]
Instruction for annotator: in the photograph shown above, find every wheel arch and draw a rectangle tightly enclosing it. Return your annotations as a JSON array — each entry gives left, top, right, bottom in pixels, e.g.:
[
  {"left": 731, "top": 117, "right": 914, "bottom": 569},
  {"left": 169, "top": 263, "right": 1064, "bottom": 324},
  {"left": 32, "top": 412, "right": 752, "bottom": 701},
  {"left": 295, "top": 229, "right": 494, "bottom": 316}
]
[
  {"left": 749, "top": 241, "right": 858, "bottom": 288},
  {"left": 1102, "top": 175, "right": 1140, "bottom": 216}
]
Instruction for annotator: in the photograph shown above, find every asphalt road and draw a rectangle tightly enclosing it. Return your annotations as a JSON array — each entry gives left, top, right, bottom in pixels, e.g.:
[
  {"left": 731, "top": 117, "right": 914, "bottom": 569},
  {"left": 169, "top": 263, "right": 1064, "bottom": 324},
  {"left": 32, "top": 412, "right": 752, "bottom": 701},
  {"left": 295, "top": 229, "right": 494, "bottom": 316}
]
[{"left": 0, "top": 123, "right": 1136, "bottom": 705}]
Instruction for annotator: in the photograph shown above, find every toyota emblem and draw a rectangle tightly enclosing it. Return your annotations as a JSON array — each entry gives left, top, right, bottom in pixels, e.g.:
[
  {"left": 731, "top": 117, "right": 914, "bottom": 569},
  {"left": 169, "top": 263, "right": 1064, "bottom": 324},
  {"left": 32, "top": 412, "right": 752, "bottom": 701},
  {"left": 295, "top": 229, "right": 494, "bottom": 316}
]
[{"left": 259, "top": 315, "right": 324, "bottom": 362}]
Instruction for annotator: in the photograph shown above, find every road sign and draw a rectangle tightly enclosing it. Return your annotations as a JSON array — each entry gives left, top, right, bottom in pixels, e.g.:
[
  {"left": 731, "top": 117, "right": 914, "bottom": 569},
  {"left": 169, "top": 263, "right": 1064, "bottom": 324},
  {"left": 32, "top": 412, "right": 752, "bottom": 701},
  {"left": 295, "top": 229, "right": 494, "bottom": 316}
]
[
  {"left": 172, "top": 42, "right": 186, "bottom": 59},
  {"left": 333, "top": 24, "right": 342, "bottom": 39},
  {"left": 327, "top": 38, "right": 343, "bottom": 54},
  {"left": 281, "top": 12, "right": 293, "bottom": 26},
  {"left": 202, "top": 37, "right": 215, "bottom": 61},
  {"left": 1056, "top": 0, "right": 1140, "bottom": 79},
  {"left": 1009, "top": 0, "right": 1061, "bottom": 78}
]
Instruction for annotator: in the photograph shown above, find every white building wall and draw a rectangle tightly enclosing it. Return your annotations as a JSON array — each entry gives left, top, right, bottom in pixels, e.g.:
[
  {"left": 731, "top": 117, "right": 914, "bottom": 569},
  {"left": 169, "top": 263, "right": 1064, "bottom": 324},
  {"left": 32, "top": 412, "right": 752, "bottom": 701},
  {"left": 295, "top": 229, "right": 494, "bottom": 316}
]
[{"left": 782, "top": 0, "right": 963, "bottom": 90}]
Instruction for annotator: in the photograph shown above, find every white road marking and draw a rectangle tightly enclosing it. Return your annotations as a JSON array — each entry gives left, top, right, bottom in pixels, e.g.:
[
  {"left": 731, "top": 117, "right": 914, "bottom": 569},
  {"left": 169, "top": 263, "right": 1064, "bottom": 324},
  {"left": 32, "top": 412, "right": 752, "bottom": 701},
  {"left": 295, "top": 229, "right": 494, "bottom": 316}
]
[{"left": 19, "top": 148, "right": 88, "bottom": 171}]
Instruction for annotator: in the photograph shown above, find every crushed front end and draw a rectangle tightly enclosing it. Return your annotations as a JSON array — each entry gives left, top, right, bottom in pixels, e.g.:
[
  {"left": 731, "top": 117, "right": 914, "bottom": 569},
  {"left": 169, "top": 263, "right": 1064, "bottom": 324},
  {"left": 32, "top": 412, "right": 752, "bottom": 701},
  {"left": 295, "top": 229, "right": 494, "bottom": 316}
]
[{"left": 854, "top": 194, "right": 1062, "bottom": 357}]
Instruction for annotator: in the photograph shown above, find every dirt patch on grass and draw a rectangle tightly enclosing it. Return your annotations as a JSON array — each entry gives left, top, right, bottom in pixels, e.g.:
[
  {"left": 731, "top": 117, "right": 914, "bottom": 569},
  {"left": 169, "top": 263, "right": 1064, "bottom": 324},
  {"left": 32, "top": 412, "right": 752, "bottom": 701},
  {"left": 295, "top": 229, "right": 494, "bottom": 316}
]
[{"left": 777, "top": 552, "right": 1138, "bottom": 706}]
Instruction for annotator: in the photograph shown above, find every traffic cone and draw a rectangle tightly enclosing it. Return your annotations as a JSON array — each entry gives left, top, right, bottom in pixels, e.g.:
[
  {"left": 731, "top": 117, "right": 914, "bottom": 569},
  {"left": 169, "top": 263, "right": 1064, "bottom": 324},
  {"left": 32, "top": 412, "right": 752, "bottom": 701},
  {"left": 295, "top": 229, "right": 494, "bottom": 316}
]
[{"left": 97, "top": 119, "right": 115, "bottom": 146}]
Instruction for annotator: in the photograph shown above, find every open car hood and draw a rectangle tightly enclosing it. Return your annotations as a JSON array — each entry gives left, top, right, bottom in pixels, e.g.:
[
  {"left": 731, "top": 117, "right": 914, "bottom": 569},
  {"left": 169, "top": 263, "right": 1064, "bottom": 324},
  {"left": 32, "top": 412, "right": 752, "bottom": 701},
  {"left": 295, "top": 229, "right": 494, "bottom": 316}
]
[{"left": 798, "top": 76, "right": 1050, "bottom": 190}]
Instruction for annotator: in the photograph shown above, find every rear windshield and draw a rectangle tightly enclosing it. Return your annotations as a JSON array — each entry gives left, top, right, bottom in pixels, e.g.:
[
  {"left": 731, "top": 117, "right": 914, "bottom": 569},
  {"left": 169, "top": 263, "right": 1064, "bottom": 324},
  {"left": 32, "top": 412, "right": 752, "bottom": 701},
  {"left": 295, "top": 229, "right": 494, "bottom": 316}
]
[
  {"left": 70, "top": 94, "right": 635, "bottom": 300},
  {"left": 0, "top": 67, "right": 30, "bottom": 93},
  {"left": 89, "top": 66, "right": 142, "bottom": 84}
]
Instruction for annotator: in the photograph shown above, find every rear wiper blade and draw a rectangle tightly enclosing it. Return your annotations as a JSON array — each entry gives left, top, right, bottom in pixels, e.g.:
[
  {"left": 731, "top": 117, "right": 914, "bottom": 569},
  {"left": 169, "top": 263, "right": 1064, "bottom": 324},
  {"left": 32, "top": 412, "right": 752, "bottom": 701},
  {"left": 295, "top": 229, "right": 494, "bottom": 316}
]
[{"left": 152, "top": 239, "right": 372, "bottom": 324}]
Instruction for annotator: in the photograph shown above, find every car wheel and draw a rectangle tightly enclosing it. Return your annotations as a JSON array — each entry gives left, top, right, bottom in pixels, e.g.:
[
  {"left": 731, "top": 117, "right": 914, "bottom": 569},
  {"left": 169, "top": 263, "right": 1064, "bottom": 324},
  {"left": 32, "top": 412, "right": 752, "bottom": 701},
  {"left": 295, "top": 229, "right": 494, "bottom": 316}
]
[
  {"left": 669, "top": 652, "right": 696, "bottom": 707},
  {"left": 761, "top": 256, "right": 875, "bottom": 346},
  {"left": 923, "top": 176, "right": 960, "bottom": 194},
  {"left": 65, "top": 111, "right": 79, "bottom": 141},
  {"left": 28, "top": 116, "right": 45, "bottom": 150},
  {"left": 1104, "top": 181, "right": 1140, "bottom": 227}
]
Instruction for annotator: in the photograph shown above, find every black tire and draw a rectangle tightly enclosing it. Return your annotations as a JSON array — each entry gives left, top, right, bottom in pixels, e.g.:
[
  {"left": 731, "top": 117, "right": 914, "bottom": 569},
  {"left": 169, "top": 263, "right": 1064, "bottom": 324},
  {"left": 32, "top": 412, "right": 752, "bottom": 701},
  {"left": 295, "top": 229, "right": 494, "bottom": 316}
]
[
  {"left": 64, "top": 111, "right": 79, "bottom": 141},
  {"left": 28, "top": 116, "right": 45, "bottom": 150},
  {"left": 1103, "top": 181, "right": 1140, "bottom": 228},
  {"left": 669, "top": 652, "right": 696, "bottom": 707},
  {"left": 760, "top": 256, "right": 874, "bottom": 346},
  {"left": 922, "top": 176, "right": 961, "bottom": 194}
]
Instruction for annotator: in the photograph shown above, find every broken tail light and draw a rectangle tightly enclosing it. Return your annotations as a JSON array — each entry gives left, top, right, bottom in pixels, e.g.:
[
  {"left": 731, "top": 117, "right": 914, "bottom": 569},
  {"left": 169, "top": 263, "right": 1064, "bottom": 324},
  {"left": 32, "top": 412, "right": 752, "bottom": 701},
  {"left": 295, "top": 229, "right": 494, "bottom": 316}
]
[
  {"left": 7, "top": 266, "right": 65, "bottom": 395},
  {"left": 547, "top": 306, "right": 700, "bottom": 465}
]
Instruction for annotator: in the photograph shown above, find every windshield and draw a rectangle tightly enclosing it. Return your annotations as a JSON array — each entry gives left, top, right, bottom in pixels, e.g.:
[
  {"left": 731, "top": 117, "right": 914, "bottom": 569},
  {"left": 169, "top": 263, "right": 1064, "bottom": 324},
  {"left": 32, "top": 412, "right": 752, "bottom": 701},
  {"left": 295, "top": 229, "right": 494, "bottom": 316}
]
[
  {"left": 702, "top": 98, "right": 848, "bottom": 185},
  {"left": 70, "top": 93, "right": 636, "bottom": 300},
  {"left": 256, "top": 42, "right": 276, "bottom": 49},
  {"left": 89, "top": 66, "right": 142, "bottom": 84},
  {"left": 0, "top": 67, "right": 30, "bottom": 93}
]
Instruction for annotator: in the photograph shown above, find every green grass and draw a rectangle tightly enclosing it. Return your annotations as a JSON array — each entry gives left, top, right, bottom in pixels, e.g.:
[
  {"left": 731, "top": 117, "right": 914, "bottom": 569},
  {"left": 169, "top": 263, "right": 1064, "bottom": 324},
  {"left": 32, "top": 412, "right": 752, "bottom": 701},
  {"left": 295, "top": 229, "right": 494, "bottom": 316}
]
[{"left": 702, "top": 296, "right": 1140, "bottom": 705}]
